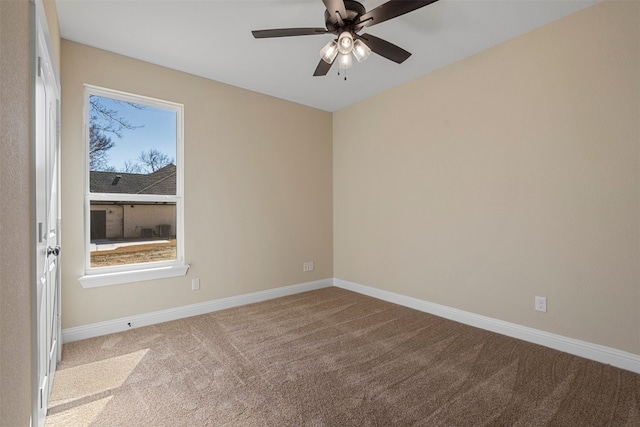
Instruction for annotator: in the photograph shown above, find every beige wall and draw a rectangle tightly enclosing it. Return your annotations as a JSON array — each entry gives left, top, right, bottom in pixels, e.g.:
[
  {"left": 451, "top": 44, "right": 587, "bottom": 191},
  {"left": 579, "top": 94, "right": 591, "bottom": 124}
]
[
  {"left": 61, "top": 41, "right": 333, "bottom": 328},
  {"left": 334, "top": 1, "right": 640, "bottom": 354},
  {"left": 0, "top": 0, "right": 34, "bottom": 424}
]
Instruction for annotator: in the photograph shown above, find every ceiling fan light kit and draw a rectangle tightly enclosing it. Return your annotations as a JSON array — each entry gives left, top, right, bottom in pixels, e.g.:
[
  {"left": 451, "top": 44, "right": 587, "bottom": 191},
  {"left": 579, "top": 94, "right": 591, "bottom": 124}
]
[
  {"left": 338, "top": 52, "right": 353, "bottom": 70},
  {"left": 252, "top": 0, "right": 440, "bottom": 77},
  {"left": 352, "top": 39, "right": 371, "bottom": 63},
  {"left": 337, "top": 31, "right": 354, "bottom": 54},
  {"left": 320, "top": 40, "right": 339, "bottom": 64}
]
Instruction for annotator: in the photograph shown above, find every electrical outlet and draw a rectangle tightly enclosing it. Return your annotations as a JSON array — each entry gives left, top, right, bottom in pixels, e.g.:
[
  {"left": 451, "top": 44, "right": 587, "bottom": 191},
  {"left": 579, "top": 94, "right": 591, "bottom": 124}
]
[
  {"left": 303, "top": 261, "right": 315, "bottom": 272},
  {"left": 535, "top": 296, "right": 547, "bottom": 312},
  {"left": 192, "top": 278, "right": 200, "bottom": 291}
]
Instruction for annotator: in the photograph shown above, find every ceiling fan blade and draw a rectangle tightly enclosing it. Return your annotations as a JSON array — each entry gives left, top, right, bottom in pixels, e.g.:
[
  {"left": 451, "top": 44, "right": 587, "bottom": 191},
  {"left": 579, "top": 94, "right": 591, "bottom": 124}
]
[
  {"left": 356, "top": 0, "right": 439, "bottom": 29},
  {"left": 322, "top": 0, "right": 348, "bottom": 23},
  {"left": 313, "top": 58, "right": 334, "bottom": 76},
  {"left": 355, "top": 33, "right": 411, "bottom": 64},
  {"left": 252, "top": 28, "right": 328, "bottom": 38}
]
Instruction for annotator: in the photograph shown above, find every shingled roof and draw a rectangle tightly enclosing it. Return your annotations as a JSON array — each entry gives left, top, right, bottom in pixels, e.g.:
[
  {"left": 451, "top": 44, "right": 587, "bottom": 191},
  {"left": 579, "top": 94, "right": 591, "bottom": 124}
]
[{"left": 90, "top": 164, "right": 176, "bottom": 195}]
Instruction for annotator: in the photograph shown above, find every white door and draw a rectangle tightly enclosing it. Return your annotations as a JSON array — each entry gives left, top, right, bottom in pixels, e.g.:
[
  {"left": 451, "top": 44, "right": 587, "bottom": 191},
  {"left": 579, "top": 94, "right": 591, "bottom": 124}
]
[{"left": 35, "top": 16, "right": 61, "bottom": 426}]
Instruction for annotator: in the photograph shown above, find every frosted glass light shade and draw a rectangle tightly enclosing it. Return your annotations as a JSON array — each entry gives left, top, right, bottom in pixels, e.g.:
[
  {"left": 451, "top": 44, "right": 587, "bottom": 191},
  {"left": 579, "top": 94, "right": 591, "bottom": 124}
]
[
  {"left": 337, "top": 32, "right": 354, "bottom": 55},
  {"left": 338, "top": 53, "right": 353, "bottom": 70},
  {"left": 353, "top": 39, "right": 371, "bottom": 63},
  {"left": 319, "top": 40, "right": 339, "bottom": 64}
]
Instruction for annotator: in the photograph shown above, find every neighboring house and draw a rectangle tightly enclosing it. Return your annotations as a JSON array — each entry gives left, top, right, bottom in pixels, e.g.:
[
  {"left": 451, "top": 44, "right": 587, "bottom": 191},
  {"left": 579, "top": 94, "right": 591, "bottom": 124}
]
[{"left": 89, "top": 164, "right": 176, "bottom": 241}]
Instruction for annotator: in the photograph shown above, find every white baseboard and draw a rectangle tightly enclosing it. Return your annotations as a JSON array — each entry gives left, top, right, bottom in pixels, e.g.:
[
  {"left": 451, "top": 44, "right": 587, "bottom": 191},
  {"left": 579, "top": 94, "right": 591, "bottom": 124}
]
[
  {"left": 62, "top": 278, "right": 333, "bottom": 343},
  {"left": 62, "top": 276, "right": 640, "bottom": 374},
  {"left": 334, "top": 278, "right": 640, "bottom": 374}
]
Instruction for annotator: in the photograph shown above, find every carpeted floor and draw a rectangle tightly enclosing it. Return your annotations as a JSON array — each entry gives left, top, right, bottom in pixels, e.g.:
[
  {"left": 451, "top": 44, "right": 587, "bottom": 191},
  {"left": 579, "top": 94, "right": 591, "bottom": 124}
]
[{"left": 46, "top": 287, "right": 640, "bottom": 426}]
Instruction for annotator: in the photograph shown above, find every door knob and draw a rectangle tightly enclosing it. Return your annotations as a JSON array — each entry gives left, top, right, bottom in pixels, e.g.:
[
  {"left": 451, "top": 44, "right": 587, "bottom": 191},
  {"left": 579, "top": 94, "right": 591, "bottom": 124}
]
[{"left": 47, "top": 246, "right": 61, "bottom": 257}]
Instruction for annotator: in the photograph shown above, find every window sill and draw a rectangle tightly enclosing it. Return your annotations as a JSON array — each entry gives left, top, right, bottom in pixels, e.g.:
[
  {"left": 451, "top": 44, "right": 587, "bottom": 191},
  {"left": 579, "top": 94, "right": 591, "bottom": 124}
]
[{"left": 79, "top": 264, "right": 189, "bottom": 288}]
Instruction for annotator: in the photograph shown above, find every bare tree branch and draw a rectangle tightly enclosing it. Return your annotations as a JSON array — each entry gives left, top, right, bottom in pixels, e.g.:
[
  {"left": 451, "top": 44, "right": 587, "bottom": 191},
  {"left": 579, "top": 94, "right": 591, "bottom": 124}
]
[
  {"left": 89, "top": 96, "right": 144, "bottom": 138},
  {"left": 89, "top": 124, "right": 114, "bottom": 170},
  {"left": 137, "top": 148, "right": 175, "bottom": 173},
  {"left": 122, "top": 160, "right": 143, "bottom": 174}
]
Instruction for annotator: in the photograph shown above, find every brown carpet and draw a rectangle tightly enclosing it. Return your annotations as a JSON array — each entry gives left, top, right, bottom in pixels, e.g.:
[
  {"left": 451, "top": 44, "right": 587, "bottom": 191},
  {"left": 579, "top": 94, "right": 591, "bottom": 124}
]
[{"left": 46, "top": 287, "right": 640, "bottom": 426}]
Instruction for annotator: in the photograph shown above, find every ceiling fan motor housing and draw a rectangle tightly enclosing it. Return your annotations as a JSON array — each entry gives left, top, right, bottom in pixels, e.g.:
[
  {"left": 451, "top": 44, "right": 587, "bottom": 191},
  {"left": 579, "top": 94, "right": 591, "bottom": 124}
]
[{"left": 324, "top": 0, "right": 366, "bottom": 33}]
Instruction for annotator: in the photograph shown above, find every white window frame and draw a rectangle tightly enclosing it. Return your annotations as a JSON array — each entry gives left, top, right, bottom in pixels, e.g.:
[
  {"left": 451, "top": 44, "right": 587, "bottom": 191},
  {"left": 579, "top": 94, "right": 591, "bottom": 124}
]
[{"left": 79, "top": 85, "right": 188, "bottom": 288}]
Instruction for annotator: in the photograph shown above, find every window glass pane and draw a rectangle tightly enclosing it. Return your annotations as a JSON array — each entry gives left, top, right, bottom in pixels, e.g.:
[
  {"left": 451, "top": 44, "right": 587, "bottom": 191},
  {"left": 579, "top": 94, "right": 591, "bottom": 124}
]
[
  {"left": 85, "top": 87, "right": 183, "bottom": 277},
  {"left": 89, "top": 95, "right": 177, "bottom": 195},
  {"left": 89, "top": 201, "right": 177, "bottom": 268}
]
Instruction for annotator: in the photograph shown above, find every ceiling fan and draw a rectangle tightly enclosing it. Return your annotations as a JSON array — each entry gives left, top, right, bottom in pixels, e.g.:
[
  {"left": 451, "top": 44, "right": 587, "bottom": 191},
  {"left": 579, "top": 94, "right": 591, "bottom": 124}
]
[{"left": 252, "top": 0, "right": 440, "bottom": 77}]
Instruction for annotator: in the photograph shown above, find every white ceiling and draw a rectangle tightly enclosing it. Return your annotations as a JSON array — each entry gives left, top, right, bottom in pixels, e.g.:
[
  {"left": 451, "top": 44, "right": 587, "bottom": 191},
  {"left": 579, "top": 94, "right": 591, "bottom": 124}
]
[{"left": 55, "top": 0, "right": 601, "bottom": 112}]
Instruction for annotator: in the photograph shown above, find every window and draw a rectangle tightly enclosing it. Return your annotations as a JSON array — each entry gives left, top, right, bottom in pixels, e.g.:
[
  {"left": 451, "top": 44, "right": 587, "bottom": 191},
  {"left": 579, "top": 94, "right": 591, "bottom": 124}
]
[{"left": 79, "top": 85, "right": 188, "bottom": 287}]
